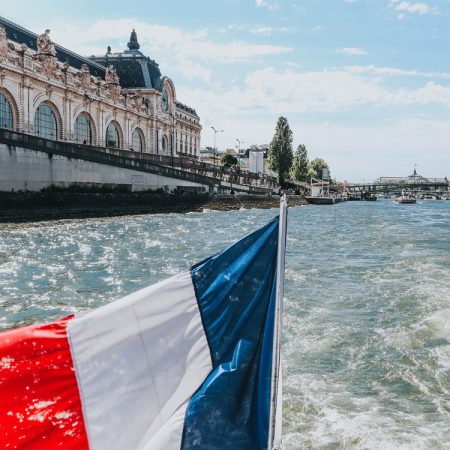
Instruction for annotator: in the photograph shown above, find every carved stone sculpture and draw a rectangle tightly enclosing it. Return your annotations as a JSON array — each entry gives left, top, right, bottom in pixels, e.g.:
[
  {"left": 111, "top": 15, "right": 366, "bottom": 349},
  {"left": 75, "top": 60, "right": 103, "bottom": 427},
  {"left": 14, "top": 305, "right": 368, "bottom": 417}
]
[
  {"left": 36, "top": 29, "right": 56, "bottom": 56},
  {"left": 33, "top": 29, "right": 60, "bottom": 79},
  {"left": 104, "top": 65, "right": 121, "bottom": 102},
  {"left": 0, "top": 26, "right": 8, "bottom": 60},
  {"left": 33, "top": 55, "right": 58, "bottom": 79},
  {"left": 108, "top": 85, "right": 122, "bottom": 102},
  {"left": 105, "top": 65, "right": 119, "bottom": 85},
  {"left": 77, "top": 64, "right": 91, "bottom": 90}
]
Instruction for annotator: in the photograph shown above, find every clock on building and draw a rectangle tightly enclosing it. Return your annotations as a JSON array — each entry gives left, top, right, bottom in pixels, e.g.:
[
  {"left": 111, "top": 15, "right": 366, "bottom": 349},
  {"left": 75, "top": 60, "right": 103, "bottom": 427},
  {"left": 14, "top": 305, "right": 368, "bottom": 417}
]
[{"left": 161, "top": 87, "right": 169, "bottom": 111}]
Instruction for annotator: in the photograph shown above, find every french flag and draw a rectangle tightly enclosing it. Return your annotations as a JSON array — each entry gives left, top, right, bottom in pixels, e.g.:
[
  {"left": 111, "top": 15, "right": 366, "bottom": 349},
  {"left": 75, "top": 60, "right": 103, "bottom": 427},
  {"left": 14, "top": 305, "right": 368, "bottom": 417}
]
[{"left": 0, "top": 205, "right": 286, "bottom": 450}]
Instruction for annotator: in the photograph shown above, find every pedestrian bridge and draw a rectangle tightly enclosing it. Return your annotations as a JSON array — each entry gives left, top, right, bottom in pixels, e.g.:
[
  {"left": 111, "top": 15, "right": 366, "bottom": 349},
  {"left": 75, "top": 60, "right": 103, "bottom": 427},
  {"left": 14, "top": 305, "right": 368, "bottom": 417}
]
[{"left": 347, "top": 170, "right": 448, "bottom": 194}]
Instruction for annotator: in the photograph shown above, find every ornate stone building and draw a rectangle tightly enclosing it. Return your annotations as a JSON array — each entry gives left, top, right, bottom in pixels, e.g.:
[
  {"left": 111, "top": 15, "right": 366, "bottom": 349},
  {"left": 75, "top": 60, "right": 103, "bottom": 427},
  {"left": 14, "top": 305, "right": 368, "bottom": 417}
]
[{"left": 0, "top": 17, "right": 201, "bottom": 156}]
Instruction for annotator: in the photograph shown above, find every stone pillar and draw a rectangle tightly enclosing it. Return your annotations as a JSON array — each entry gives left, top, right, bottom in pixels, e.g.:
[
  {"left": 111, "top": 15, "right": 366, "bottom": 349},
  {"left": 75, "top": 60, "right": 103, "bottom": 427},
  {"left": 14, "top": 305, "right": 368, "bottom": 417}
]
[
  {"left": 124, "top": 111, "right": 130, "bottom": 150},
  {"left": 23, "top": 79, "right": 32, "bottom": 133},
  {"left": 63, "top": 92, "right": 70, "bottom": 141}
]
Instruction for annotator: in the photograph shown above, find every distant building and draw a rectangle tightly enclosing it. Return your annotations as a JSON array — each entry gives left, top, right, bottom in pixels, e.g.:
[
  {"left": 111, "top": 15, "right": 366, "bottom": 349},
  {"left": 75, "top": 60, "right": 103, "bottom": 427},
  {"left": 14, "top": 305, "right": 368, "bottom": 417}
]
[
  {"left": 239, "top": 145, "right": 273, "bottom": 175},
  {"left": 374, "top": 168, "right": 432, "bottom": 185},
  {"left": 0, "top": 17, "right": 201, "bottom": 156}
]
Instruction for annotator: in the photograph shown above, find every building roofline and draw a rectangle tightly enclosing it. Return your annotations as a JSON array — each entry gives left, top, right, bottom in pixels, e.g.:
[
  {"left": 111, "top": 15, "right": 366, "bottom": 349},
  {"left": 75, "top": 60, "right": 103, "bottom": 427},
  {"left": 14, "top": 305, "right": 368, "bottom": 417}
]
[{"left": 0, "top": 15, "right": 106, "bottom": 73}]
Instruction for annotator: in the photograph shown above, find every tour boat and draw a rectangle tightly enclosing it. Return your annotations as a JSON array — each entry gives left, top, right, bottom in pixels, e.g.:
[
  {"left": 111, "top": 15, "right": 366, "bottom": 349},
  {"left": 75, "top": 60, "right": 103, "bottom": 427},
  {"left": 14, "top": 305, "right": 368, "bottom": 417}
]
[{"left": 395, "top": 191, "right": 416, "bottom": 204}]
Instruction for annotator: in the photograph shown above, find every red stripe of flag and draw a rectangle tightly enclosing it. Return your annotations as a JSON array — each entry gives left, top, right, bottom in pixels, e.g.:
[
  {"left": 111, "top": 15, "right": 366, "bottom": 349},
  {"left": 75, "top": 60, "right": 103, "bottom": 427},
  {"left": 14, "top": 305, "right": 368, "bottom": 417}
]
[{"left": 0, "top": 316, "right": 89, "bottom": 449}]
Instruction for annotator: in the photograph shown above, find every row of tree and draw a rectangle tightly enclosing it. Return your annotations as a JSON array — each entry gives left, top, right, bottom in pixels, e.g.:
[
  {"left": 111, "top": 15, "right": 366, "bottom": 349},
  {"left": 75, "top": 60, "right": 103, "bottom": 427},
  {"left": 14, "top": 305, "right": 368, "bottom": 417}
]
[{"left": 268, "top": 116, "right": 330, "bottom": 187}]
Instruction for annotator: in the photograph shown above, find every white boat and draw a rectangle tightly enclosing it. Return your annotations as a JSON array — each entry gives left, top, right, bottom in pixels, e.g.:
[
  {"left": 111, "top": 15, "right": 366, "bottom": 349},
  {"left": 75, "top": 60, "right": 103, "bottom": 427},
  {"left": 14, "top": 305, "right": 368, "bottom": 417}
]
[{"left": 395, "top": 191, "right": 416, "bottom": 204}]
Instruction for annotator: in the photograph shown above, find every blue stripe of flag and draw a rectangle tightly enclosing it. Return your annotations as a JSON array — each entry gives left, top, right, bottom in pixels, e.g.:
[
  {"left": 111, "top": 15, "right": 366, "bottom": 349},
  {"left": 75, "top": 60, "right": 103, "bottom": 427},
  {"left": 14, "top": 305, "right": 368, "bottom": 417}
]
[{"left": 182, "top": 217, "right": 279, "bottom": 450}]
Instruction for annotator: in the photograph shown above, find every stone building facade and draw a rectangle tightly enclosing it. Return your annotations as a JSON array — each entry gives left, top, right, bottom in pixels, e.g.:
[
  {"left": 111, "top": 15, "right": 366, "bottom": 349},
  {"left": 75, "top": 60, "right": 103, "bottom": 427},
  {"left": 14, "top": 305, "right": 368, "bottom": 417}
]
[{"left": 0, "top": 17, "right": 201, "bottom": 156}]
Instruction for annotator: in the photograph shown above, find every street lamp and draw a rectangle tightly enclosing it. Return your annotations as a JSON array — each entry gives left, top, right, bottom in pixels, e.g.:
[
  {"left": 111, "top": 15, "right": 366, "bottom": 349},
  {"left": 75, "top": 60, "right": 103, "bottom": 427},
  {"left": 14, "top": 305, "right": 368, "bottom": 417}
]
[
  {"left": 236, "top": 138, "right": 245, "bottom": 154},
  {"left": 211, "top": 126, "right": 223, "bottom": 167}
]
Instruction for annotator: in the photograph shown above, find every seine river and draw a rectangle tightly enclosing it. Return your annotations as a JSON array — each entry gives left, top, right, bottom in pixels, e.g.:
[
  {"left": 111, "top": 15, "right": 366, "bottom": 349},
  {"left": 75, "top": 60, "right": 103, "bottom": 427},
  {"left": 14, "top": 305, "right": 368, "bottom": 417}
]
[{"left": 0, "top": 200, "right": 449, "bottom": 449}]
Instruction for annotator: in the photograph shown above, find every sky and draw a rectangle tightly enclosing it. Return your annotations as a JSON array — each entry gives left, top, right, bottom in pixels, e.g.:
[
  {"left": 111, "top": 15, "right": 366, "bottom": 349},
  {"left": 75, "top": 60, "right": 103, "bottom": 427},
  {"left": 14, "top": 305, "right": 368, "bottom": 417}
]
[{"left": 2, "top": 0, "right": 450, "bottom": 181}]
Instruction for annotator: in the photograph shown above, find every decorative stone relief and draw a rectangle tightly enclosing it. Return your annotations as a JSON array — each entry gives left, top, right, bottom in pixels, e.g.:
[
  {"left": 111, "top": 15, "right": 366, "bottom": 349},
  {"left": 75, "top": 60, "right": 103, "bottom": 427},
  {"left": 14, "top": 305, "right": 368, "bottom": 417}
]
[
  {"left": 46, "top": 83, "right": 53, "bottom": 98},
  {"left": 33, "top": 56, "right": 61, "bottom": 80},
  {"left": 106, "top": 84, "right": 122, "bottom": 103},
  {"left": 0, "top": 68, "right": 6, "bottom": 86},
  {"left": 104, "top": 65, "right": 122, "bottom": 103},
  {"left": 105, "top": 65, "right": 119, "bottom": 85},
  {"left": 0, "top": 26, "right": 8, "bottom": 60},
  {"left": 33, "top": 29, "right": 62, "bottom": 79},
  {"left": 131, "top": 96, "right": 138, "bottom": 110},
  {"left": 76, "top": 64, "right": 91, "bottom": 91}
]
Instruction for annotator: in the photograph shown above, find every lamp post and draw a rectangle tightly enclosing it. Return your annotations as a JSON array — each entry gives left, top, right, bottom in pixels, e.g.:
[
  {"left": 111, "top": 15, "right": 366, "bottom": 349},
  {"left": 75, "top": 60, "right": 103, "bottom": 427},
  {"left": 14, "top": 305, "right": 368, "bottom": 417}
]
[
  {"left": 211, "top": 126, "right": 223, "bottom": 168},
  {"left": 236, "top": 138, "right": 244, "bottom": 154},
  {"left": 236, "top": 138, "right": 245, "bottom": 172}
]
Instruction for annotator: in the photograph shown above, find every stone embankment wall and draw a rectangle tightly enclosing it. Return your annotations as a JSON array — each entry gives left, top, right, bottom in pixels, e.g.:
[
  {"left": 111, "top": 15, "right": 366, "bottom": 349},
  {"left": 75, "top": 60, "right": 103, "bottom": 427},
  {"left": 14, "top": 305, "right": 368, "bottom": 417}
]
[
  {"left": 0, "top": 144, "right": 208, "bottom": 193},
  {"left": 0, "top": 130, "right": 274, "bottom": 195},
  {"left": 0, "top": 192, "right": 306, "bottom": 223}
]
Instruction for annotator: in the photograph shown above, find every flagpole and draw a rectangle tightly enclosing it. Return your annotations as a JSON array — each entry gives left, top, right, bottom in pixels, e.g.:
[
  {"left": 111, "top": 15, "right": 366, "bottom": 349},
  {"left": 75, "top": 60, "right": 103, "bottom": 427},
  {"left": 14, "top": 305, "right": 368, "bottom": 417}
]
[{"left": 268, "top": 193, "right": 288, "bottom": 450}]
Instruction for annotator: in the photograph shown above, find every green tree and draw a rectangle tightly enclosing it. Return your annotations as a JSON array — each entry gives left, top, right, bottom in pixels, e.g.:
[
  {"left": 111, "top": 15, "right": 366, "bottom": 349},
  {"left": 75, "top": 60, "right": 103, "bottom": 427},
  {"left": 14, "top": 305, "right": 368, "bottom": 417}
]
[
  {"left": 268, "top": 116, "right": 294, "bottom": 187},
  {"left": 308, "top": 158, "right": 330, "bottom": 180},
  {"left": 290, "top": 144, "right": 309, "bottom": 181},
  {"left": 220, "top": 151, "right": 239, "bottom": 168}
]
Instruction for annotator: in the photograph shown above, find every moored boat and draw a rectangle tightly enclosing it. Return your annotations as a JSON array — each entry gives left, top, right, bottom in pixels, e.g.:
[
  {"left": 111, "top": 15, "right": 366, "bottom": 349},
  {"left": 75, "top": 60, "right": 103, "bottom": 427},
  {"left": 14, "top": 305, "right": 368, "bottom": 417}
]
[{"left": 306, "top": 196, "right": 343, "bottom": 205}]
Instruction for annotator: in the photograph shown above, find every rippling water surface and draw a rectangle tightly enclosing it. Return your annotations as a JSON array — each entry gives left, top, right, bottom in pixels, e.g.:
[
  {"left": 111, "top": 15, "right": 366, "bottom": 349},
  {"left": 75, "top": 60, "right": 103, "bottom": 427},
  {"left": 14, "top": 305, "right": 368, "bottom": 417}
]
[{"left": 1, "top": 200, "right": 449, "bottom": 449}]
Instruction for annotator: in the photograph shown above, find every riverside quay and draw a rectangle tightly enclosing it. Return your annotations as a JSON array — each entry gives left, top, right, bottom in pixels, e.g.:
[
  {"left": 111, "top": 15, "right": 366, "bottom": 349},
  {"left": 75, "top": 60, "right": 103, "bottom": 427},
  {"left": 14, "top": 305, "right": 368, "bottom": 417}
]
[
  {"left": 0, "top": 16, "right": 276, "bottom": 194},
  {"left": 0, "top": 16, "right": 201, "bottom": 157}
]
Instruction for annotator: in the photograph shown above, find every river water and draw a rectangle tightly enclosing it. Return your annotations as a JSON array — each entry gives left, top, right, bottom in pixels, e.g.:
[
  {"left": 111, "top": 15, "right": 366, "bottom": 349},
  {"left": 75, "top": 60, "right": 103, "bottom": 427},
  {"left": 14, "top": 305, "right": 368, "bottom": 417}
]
[{"left": 0, "top": 200, "right": 449, "bottom": 449}]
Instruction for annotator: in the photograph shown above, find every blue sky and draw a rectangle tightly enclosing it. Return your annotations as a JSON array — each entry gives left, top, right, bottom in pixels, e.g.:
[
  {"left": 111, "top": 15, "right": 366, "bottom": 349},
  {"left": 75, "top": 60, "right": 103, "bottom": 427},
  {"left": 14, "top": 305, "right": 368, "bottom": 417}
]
[{"left": 3, "top": 0, "right": 450, "bottom": 181}]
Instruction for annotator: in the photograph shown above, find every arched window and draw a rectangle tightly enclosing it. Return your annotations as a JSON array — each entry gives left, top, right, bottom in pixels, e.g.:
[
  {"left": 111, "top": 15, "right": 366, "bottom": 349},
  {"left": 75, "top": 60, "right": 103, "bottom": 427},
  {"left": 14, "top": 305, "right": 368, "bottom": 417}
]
[
  {"left": 34, "top": 103, "right": 58, "bottom": 140},
  {"left": 75, "top": 113, "right": 92, "bottom": 144},
  {"left": 106, "top": 122, "right": 120, "bottom": 148},
  {"left": 131, "top": 128, "right": 144, "bottom": 152},
  {"left": 0, "top": 93, "right": 14, "bottom": 130}
]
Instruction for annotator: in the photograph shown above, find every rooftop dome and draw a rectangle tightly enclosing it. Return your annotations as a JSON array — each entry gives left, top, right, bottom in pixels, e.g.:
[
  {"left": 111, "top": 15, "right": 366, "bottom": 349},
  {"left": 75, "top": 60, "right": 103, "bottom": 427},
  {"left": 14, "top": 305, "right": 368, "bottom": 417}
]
[
  {"left": 405, "top": 168, "right": 429, "bottom": 183},
  {"left": 90, "top": 29, "right": 163, "bottom": 90}
]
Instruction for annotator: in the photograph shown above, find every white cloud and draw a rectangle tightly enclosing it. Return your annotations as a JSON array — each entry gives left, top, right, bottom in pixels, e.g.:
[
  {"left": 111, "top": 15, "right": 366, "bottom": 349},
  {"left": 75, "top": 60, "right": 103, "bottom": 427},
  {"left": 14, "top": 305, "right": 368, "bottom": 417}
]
[
  {"left": 345, "top": 65, "right": 450, "bottom": 80},
  {"left": 389, "top": 1, "right": 438, "bottom": 16},
  {"left": 46, "top": 18, "right": 291, "bottom": 84},
  {"left": 52, "top": 19, "right": 292, "bottom": 63},
  {"left": 249, "top": 26, "right": 289, "bottom": 36},
  {"left": 178, "top": 67, "right": 450, "bottom": 120},
  {"left": 255, "top": 0, "right": 278, "bottom": 10},
  {"left": 337, "top": 47, "right": 368, "bottom": 56},
  {"left": 250, "top": 26, "right": 274, "bottom": 36},
  {"left": 176, "top": 90, "right": 450, "bottom": 180}
]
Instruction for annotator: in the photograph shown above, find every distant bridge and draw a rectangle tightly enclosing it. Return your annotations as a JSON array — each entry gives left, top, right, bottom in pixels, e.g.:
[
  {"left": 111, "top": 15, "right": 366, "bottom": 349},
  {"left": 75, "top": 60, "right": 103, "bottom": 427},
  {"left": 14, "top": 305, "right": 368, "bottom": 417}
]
[{"left": 347, "top": 171, "right": 448, "bottom": 195}]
